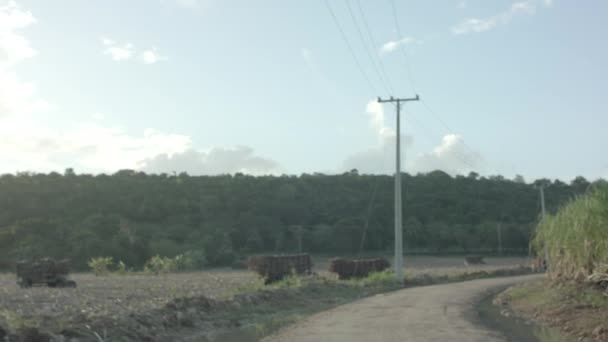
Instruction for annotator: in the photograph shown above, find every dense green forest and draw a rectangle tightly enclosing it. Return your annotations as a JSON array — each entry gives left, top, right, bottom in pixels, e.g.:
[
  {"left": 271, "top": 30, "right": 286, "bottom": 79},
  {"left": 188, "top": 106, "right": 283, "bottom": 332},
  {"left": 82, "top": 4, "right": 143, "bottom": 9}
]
[{"left": 0, "top": 169, "right": 600, "bottom": 270}]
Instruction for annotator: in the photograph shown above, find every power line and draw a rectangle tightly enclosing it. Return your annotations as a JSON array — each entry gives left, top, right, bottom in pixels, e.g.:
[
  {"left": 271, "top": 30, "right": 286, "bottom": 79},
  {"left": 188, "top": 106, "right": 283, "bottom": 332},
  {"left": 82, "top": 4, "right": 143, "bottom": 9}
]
[
  {"left": 389, "top": 0, "right": 417, "bottom": 94},
  {"left": 356, "top": 176, "right": 380, "bottom": 260},
  {"left": 355, "top": 0, "right": 396, "bottom": 95},
  {"left": 323, "top": 0, "right": 378, "bottom": 95},
  {"left": 345, "top": 0, "right": 392, "bottom": 95},
  {"left": 387, "top": 1, "right": 484, "bottom": 173}
]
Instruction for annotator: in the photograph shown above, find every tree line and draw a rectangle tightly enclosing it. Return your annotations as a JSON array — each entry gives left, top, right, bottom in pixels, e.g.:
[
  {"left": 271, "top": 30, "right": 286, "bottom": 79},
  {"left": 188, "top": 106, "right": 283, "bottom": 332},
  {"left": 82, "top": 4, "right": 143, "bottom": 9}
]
[{"left": 0, "top": 168, "right": 599, "bottom": 270}]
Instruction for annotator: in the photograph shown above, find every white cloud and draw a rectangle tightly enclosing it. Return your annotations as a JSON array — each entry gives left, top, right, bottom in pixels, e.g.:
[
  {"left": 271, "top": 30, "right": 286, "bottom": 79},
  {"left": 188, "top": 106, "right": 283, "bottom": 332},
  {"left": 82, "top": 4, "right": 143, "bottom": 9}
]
[
  {"left": 103, "top": 42, "right": 134, "bottom": 61},
  {"left": 140, "top": 146, "right": 281, "bottom": 175},
  {"left": 543, "top": 0, "right": 554, "bottom": 7},
  {"left": 0, "top": 70, "right": 53, "bottom": 116},
  {"left": 365, "top": 99, "right": 395, "bottom": 141},
  {"left": 0, "top": 0, "right": 36, "bottom": 69},
  {"left": 0, "top": 117, "right": 279, "bottom": 175},
  {"left": 342, "top": 99, "right": 409, "bottom": 174},
  {"left": 409, "top": 134, "right": 481, "bottom": 175},
  {"left": 343, "top": 134, "right": 414, "bottom": 174},
  {"left": 0, "top": 1, "right": 52, "bottom": 117},
  {"left": 380, "top": 37, "right": 418, "bottom": 55},
  {"left": 101, "top": 38, "right": 166, "bottom": 65},
  {"left": 343, "top": 100, "right": 482, "bottom": 175},
  {"left": 141, "top": 49, "right": 167, "bottom": 64},
  {"left": 457, "top": 1, "right": 467, "bottom": 9},
  {"left": 101, "top": 37, "right": 114, "bottom": 46},
  {"left": 0, "top": 119, "right": 192, "bottom": 173},
  {"left": 92, "top": 112, "right": 105, "bottom": 120},
  {"left": 451, "top": 0, "right": 539, "bottom": 35}
]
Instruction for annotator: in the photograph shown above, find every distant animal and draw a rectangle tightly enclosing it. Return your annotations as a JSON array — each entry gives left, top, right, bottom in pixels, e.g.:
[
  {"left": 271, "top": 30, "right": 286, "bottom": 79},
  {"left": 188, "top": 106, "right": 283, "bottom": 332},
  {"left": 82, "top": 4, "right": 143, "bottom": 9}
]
[{"left": 464, "top": 255, "right": 485, "bottom": 266}]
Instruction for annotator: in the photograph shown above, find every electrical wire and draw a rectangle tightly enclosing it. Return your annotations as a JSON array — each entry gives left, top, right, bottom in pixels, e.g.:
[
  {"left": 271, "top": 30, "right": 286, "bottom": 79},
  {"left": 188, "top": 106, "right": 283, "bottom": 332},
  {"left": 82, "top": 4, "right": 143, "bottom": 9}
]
[
  {"left": 356, "top": 176, "right": 380, "bottom": 260},
  {"left": 324, "top": 0, "right": 378, "bottom": 95},
  {"left": 355, "top": 0, "right": 395, "bottom": 95},
  {"left": 345, "top": 0, "right": 392, "bottom": 95},
  {"left": 389, "top": 0, "right": 417, "bottom": 94}
]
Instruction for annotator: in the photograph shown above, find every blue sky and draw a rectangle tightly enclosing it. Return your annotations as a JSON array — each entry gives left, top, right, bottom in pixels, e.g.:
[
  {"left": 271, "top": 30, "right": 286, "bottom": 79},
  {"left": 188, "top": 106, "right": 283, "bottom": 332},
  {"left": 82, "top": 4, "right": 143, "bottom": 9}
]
[{"left": 0, "top": 0, "right": 606, "bottom": 181}]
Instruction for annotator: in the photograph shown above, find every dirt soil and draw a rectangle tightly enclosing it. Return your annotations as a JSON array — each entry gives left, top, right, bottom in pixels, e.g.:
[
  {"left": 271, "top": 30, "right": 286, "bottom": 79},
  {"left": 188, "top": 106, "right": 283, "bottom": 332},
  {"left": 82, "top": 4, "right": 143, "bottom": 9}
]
[
  {"left": 0, "top": 256, "right": 531, "bottom": 341},
  {"left": 264, "top": 274, "right": 542, "bottom": 342},
  {"left": 0, "top": 271, "right": 255, "bottom": 339},
  {"left": 495, "top": 278, "right": 608, "bottom": 342}
]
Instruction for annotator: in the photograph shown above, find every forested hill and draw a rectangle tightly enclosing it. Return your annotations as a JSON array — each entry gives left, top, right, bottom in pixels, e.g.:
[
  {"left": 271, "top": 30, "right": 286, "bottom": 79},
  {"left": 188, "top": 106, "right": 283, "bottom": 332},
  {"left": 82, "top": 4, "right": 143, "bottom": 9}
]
[{"left": 0, "top": 169, "right": 598, "bottom": 270}]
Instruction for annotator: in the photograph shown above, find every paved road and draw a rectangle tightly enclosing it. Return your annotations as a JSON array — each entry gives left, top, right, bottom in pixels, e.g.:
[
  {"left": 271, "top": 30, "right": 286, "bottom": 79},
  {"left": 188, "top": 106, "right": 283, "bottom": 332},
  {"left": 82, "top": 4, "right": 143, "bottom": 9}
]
[{"left": 263, "top": 274, "right": 541, "bottom": 342}]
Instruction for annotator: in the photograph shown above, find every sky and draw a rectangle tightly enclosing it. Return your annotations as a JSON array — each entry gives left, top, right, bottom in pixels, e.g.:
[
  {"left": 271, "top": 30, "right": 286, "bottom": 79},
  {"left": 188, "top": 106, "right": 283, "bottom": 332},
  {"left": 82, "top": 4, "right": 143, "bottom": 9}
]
[{"left": 0, "top": 0, "right": 606, "bottom": 182}]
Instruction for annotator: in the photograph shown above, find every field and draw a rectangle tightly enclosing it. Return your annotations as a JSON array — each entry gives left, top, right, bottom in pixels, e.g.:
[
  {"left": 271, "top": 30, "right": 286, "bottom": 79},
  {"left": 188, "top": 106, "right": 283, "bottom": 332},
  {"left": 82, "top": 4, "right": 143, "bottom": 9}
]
[
  {"left": 0, "top": 270, "right": 256, "bottom": 332},
  {"left": 0, "top": 256, "right": 530, "bottom": 340},
  {"left": 313, "top": 255, "right": 530, "bottom": 276}
]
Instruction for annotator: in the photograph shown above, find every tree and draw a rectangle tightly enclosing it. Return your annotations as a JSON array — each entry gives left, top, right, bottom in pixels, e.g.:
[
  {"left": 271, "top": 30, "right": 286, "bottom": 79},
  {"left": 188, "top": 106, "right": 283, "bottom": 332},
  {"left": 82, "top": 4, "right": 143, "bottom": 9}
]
[{"left": 0, "top": 170, "right": 594, "bottom": 270}]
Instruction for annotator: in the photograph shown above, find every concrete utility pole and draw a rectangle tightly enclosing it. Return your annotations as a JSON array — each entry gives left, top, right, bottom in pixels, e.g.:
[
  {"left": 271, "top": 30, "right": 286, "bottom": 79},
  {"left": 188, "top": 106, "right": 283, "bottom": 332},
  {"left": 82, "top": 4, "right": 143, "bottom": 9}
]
[
  {"left": 540, "top": 185, "right": 549, "bottom": 268},
  {"left": 497, "top": 222, "right": 503, "bottom": 255},
  {"left": 289, "top": 225, "right": 304, "bottom": 254},
  {"left": 377, "top": 95, "right": 420, "bottom": 280}
]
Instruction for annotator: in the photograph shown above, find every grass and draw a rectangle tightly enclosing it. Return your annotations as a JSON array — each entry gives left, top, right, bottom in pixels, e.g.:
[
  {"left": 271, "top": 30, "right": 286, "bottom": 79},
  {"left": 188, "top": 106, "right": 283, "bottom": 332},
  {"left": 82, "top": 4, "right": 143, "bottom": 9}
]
[
  {"left": 350, "top": 270, "right": 398, "bottom": 287},
  {"left": 502, "top": 279, "right": 608, "bottom": 342},
  {"left": 508, "top": 280, "right": 608, "bottom": 311}
]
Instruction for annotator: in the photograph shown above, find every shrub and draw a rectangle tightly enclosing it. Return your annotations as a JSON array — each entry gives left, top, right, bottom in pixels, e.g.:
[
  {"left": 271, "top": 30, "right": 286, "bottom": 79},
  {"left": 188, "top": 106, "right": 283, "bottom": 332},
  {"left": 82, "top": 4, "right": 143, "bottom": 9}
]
[
  {"left": 115, "top": 260, "right": 127, "bottom": 275},
  {"left": 144, "top": 255, "right": 176, "bottom": 275},
  {"left": 272, "top": 273, "right": 303, "bottom": 289},
  {"left": 88, "top": 257, "right": 113, "bottom": 276},
  {"left": 174, "top": 250, "right": 206, "bottom": 271}
]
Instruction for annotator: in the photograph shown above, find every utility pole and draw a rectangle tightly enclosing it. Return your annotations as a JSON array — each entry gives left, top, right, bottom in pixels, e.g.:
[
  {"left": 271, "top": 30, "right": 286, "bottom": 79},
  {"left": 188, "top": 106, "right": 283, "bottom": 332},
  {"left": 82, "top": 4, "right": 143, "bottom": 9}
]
[
  {"left": 540, "top": 185, "right": 549, "bottom": 269},
  {"left": 497, "top": 222, "right": 503, "bottom": 255},
  {"left": 377, "top": 95, "right": 420, "bottom": 280},
  {"left": 289, "top": 225, "right": 304, "bottom": 254}
]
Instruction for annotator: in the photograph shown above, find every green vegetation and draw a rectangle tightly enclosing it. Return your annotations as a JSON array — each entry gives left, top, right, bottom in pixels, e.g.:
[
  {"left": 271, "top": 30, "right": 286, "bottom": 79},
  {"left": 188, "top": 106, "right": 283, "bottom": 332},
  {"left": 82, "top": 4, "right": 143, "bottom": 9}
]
[
  {"left": 502, "top": 185, "right": 608, "bottom": 342},
  {"left": 500, "top": 280, "right": 608, "bottom": 342},
  {"left": 533, "top": 184, "right": 608, "bottom": 280},
  {"left": 144, "top": 255, "right": 176, "bottom": 275},
  {"left": 115, "top": 260, "right": 127, "bottom": 275},
  {"left": 87, "top": 257, "right": 113, "bottom": 276},
  {"left": 0, "top": 170, "right": 598, "bottom": 270}
]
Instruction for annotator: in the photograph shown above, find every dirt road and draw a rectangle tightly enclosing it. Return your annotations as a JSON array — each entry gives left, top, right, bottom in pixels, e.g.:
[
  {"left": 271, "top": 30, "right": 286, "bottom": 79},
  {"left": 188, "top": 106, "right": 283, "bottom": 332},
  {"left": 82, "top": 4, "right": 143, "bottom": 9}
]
[{"left": 263, "top": 274, "right": 542, "bottom": 342}]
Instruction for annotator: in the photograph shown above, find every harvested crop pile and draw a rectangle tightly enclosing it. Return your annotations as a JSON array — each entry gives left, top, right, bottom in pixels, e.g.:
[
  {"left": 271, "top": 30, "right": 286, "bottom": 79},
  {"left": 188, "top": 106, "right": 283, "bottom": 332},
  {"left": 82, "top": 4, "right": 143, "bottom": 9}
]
[
  {"left": 329, "top": 258, "right": 390, "bottom": 280},
  {"left": 248, "top": 254, "right": 312, "bottom": 283}
]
